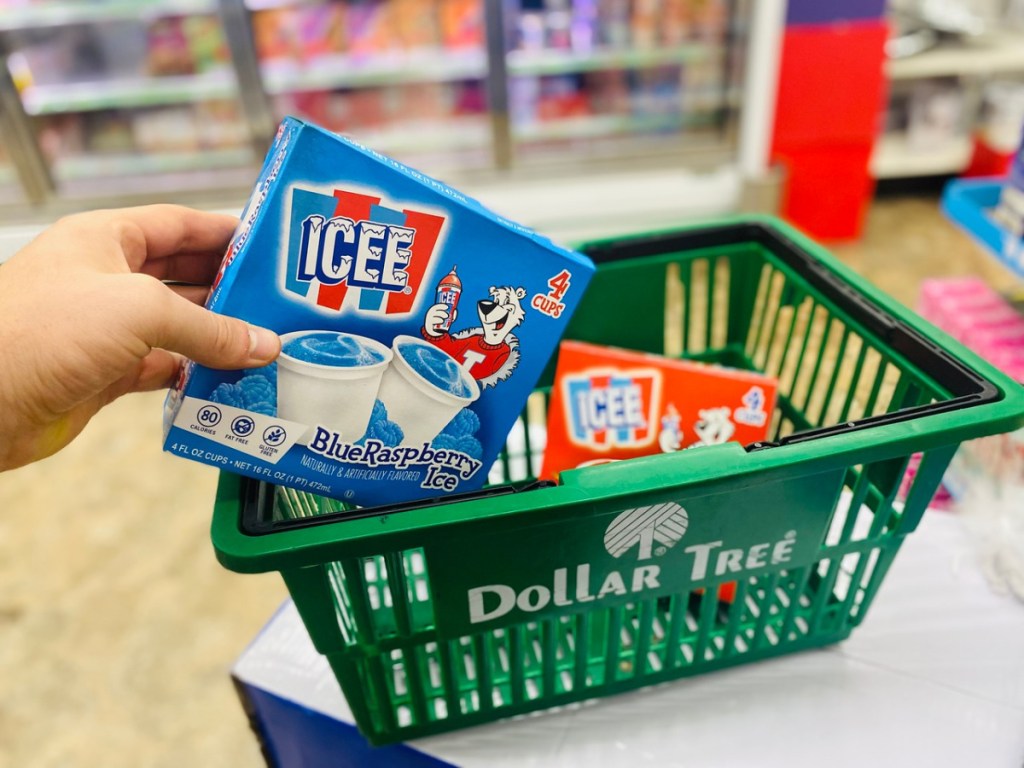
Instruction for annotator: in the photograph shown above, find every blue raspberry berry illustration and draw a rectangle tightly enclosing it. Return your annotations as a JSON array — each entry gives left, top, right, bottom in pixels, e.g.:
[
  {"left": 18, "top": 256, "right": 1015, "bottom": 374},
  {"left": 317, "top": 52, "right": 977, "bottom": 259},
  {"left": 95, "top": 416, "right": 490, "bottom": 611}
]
[
  {"left": 432, "top": 433, "right": 483, "bottom": 460},
  {"left": 208, "top": 382, "right": 244, "bottom": 408},
  {"left": 244, "top": 362, "right": 277, "bottom": 383},
  {"left": 356, "top": 400, "right": 404, "bottom": 447},
  {"left": 367, "top": 418, "right": 404, "bottom": 447},
  {"left": 441, "top": 408, "right": 480, "bottom": 439},
  {"left": 239, "top": 376, "right": 275, "bottom": 415},
  {"left": 208, "top": 372, "right": 277, "bottom": 416}
]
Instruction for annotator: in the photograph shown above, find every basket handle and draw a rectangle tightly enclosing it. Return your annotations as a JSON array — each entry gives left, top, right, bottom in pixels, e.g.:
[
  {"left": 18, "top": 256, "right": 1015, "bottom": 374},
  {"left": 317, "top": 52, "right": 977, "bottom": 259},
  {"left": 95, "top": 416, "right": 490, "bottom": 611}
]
[{"left": 583, "top": 221, "right": 1006, "bottom": 441}]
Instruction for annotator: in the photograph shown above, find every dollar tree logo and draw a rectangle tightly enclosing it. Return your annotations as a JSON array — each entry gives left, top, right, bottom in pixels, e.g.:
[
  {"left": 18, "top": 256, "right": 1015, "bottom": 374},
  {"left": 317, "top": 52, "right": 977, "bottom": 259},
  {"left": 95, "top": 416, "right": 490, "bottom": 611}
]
[{"left": 604, "top": 502, "right": 689, "bottom": 561}]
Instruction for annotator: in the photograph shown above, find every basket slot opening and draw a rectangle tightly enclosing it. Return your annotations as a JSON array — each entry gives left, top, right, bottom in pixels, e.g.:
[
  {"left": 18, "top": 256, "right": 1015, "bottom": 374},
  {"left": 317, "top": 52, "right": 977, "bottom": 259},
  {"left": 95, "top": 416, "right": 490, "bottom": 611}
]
[
  {"left": 846, "top": 549, "right": 882, "bottom": 626},
  {"left": 317, "top": 547, "right": 442, "bottom": 649},
  {"left": 824, "top": 466, "right": 871, "bottom": 547},
  {"left": 665, "top": 261, "right": 685, "bottom": 357},
  {"left": 776, "top": 296, "right": 818, "bottom": 400},
  {"left": 805, "top": 558, "right": 844, "bottom": 638},
  {"left": 801, "top": 317, "right": 847, "bottom": 426},
  {"left": 322, "top": 563, "right": 356, "bottom": 645},
  {"left": 843, "top": 346, "right": 884, "bottom": 425},
  {"left": 687, "top": 258, "right": 710, "bottom": 355},
  {"left": 750, "top": 268, "right": 790, "bottom": 373},
  {"left": 391, "top": 655, "right": 408, "bottom": 697},
  {"left": 427, "top": 652, "right": 442, "bottom": 689},
  {"left": 814, "top": 327, "right": 859, "bottom": 428},
  {"left": 355, "top": 654, "right": 399, "bottom": 734},
  {"left": 742, "top": 261, "right": 775, "bottom": 362}
]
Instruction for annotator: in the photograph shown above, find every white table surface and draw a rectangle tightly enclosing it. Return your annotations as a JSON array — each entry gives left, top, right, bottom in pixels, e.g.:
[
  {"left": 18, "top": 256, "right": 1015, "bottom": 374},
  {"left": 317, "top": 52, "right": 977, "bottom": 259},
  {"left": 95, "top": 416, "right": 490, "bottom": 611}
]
[{"left": 233, "top": 510, "right": 1024, "bottom": 767}]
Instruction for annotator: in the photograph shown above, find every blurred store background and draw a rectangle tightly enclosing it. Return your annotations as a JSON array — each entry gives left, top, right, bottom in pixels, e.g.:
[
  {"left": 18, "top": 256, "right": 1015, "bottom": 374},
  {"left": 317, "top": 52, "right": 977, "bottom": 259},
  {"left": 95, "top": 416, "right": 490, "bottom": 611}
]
[
  {"left": 0, "top": 0, "right": 746, "bottom": 237},
  {"left": 3, "top": 3, "right": 1024, "bottom": 765},
  {"left": 0, "top": 0, "right": 1021, "bottom": 242}
]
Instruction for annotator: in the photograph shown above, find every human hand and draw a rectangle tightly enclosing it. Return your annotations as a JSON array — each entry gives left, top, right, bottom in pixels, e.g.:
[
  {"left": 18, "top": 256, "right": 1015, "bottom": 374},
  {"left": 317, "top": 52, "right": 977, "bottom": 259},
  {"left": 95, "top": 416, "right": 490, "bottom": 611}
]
[{"left": 0, "top": 205, "right": 280, "bottom": 470}]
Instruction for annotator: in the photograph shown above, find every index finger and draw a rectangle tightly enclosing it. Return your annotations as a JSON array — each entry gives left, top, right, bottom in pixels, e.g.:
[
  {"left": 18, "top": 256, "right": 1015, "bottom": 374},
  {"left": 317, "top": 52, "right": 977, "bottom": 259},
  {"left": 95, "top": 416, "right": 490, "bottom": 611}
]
[
  {"left": 115, "top": 205, "right": 239, "bottom": 271},
  {"left": 62, "top": 204, "right": 240, "bottom": 273},
  {"left": 138, "top": 250, "right": 226, "bottom": 284}
]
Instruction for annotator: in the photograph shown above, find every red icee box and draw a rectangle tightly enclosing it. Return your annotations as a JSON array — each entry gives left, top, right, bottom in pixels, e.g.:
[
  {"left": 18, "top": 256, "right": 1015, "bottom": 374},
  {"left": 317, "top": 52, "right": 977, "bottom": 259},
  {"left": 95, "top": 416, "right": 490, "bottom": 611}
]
[{"left": 541, "top": 340, "right": 779, "bottom": 480}]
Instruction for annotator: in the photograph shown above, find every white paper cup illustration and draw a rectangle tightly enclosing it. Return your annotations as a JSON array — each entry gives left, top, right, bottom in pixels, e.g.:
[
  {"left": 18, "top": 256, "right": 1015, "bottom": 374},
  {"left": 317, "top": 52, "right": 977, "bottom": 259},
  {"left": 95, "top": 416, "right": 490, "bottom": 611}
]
[
  {"left": 277, "top": 330, "right": 392, "bottom": 443},
  {"left": 376, "top": 335, "right": 480, "bottom": 447}
]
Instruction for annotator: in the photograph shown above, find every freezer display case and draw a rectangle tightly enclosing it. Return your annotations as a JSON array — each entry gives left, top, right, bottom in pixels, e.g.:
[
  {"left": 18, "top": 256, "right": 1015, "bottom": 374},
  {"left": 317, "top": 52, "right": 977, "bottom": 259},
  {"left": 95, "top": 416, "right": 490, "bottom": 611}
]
[
  {"left": 249, "top": 0, "right": 493, "bottom": 172},
  {"left": 0, "top": 0, "right": 749, "bottom": 208},
  {"left": 0, "top": 0, "right": 257, "bottom": 202},
  {"left": 505, "top": 0, "right": 734, "bottom": 163}
]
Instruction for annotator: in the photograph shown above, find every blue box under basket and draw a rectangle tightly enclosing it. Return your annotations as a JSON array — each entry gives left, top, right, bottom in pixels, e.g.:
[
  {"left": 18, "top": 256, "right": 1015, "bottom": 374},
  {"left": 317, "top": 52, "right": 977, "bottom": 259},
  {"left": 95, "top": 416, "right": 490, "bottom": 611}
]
[{"left": 941, "top": 178, "right": 1024, "bottom": 279}]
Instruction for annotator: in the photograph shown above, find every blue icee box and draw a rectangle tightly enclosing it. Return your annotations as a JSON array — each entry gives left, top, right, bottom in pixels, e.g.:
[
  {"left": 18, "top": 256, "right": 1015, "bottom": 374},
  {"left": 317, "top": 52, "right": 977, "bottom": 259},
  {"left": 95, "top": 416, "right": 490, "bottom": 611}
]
[{"left": 163, "top": 117, "right": 595, "bottom": 507}]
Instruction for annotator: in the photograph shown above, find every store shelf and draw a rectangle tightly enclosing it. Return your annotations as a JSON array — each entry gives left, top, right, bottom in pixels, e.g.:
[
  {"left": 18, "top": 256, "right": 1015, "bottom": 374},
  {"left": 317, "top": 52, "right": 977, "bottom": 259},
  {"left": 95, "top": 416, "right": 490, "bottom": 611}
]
[
  {"left": 942, "top": 178, "right": 1024, "bottom": 278},
  {"left": 52, "top": 146, "right": 253, "bottom": 180},
  {"left": 515, "top": 113, "right": 714, "bottom": 142},
  {"left": 0, "top": 0, "right": 746, "bottom": 207},
  {"left": 887, "top": 33, "right": 1024, "bottom": 80},
  {"left": 685, "top": 85, "right": 741, "bottom": 111},
  {"left": 261, "top": 44, "right": 719, "bottom": 94},
  {"left": 245, "top": 0, "right": 310, "bottom": 8},
  {"left": 348, "top": 118, "right": 490, "bottom": 156},
  {"left": 870, "top": 133, "right": 974, "bottom": 179},
  {"left": 0, "top": 0, "right": 217, "bottom": 30},
  {"left": 21, "top": 68, "right": 237, "bottom": 115},
  {"left": 261, "top": 51, "right": 486, "bottom": 93},
  {"left": 507, "top": 44, "right": 717, "bottom": 77}
]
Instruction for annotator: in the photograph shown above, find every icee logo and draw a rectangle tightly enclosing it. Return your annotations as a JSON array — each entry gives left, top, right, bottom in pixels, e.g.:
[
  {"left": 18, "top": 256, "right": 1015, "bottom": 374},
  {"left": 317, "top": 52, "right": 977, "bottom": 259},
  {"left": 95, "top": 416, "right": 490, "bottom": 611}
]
[
  {"left": 604, "top": 502, "right": 689, "bottom": 560},
  {"left": 284, "top": 186, "right": 447, "bottom": 315},
  {"left": 298, "top": 216, "right": 413, "bottom": 290},
  {"left": 564, "top": 368, "right": 661, "bottom": 450}
]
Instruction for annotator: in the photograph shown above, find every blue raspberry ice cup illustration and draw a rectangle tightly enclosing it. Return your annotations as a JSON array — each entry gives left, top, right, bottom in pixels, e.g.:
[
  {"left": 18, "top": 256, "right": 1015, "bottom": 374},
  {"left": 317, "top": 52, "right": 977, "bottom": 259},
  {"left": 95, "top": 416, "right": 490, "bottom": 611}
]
[
  {"left": 276, "top": 330, "right": 392, "bottom": 443},
  {"left": 376, "top": 335, "right": 480, "bottom": 448}
]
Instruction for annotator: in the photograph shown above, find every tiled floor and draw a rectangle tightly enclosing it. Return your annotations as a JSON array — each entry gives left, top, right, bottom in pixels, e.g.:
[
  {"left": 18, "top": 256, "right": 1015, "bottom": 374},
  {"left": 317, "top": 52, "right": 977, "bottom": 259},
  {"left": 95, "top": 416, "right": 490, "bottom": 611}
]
[
  {"left": 831, "top": 194, "right": 1023, "bottom": 306},
  {"left": 0, "top": 194, "right": 1019, "bottom": 768}
]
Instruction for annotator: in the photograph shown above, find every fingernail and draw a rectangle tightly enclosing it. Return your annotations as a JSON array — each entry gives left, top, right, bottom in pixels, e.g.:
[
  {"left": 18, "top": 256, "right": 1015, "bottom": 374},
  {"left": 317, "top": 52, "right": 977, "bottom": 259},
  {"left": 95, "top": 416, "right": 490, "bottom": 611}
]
[{"left": 248, "top": 326, "right": 280, "bottom": 362}]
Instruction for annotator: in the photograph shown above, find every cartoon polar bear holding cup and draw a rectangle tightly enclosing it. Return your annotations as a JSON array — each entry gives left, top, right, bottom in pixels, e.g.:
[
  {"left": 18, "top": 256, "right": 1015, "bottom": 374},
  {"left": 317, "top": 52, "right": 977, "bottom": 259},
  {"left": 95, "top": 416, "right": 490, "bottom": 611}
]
[{"left": 421, "top": 285, "right": 526, "bottom": 388}]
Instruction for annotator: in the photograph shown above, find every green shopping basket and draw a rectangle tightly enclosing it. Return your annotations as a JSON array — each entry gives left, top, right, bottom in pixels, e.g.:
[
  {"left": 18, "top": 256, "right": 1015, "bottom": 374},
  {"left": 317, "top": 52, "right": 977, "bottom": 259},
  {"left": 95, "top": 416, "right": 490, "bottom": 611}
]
[{"left": 212, "top": 216, "right": 1024, "bottom": 745}]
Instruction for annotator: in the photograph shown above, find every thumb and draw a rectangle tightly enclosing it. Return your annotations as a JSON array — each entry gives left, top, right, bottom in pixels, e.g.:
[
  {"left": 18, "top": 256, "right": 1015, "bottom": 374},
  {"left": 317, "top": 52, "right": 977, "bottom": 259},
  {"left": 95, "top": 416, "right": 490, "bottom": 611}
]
[{"left": 141, "top": 285, "right": 280, "bottom": 370}]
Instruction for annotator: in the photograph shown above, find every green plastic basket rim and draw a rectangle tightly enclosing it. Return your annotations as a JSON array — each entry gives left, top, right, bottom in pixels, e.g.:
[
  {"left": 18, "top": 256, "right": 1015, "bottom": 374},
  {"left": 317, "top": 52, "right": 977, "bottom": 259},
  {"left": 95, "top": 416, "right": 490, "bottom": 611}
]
[{"left": 229, "top": 216, "right": 1024, "bottom": 538}]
